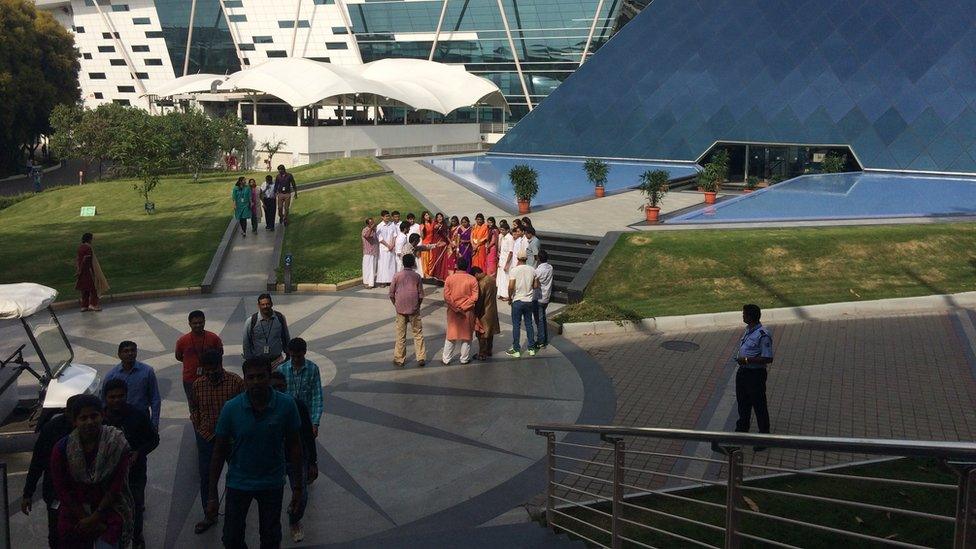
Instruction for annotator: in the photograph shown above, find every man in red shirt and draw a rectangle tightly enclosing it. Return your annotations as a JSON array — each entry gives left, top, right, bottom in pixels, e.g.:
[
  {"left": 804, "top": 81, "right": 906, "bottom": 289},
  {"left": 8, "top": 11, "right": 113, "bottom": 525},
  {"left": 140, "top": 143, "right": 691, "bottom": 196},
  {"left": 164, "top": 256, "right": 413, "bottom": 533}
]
[{"left": 175, "top": 310, "right": 224, "bottom": 408}]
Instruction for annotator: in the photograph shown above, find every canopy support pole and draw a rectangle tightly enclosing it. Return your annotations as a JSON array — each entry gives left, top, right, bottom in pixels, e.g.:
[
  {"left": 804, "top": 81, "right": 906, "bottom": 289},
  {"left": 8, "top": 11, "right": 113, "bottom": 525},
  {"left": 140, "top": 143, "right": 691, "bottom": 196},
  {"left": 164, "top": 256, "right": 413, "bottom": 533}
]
[
  {"left": 374, "top": 96, "right": 379, "bottom": 126},
  {"left": 183, "top": 0, "right": 198, "bottom": 76},
  {"left": 290, "top": 0, "right": 302, "bottom": 57},
  {"left": 579, "top": 0, "right": 606, "bottom": 66},
  {"left": 342, "top": 97, "right": 347, "bottom": 126},
  {"left": 495, "top": 0, "right": 533, "bottom": 111},
  {"left": 429, "top": 0, "right": 450, "bottom": 61}
]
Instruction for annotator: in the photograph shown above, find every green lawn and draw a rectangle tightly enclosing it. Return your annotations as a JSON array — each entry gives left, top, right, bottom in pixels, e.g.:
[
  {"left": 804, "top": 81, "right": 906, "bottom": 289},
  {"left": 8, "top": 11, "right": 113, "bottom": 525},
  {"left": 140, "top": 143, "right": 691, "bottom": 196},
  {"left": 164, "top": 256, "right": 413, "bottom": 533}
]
[
  {"left": 0, "top": 158, "right": 386, "bottom": 299},
  {"left": 558, "top": 223, "right": 976, "bottom": 323},
  {"left": 280, "top": 176, "right": 426, "bottom": 284},
  {"left": 558, "top": 457, "right": 956, "bottom": 548}
]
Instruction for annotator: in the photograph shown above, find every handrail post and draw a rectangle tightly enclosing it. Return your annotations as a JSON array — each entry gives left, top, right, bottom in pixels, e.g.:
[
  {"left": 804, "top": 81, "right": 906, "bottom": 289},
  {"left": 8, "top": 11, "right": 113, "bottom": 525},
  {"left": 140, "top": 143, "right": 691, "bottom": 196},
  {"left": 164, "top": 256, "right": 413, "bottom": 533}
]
[
  {"left": 543, "top": 431, "right": 555, "bottom": 530},
  {"left": 724, "top": 447, "right": 743, "bottom": 549},
  {"left": 950, "top": 461, "right": 976, "bottom": 548},
  {"left": 608, "top": 435, "right": 625, "bottom": 549}
]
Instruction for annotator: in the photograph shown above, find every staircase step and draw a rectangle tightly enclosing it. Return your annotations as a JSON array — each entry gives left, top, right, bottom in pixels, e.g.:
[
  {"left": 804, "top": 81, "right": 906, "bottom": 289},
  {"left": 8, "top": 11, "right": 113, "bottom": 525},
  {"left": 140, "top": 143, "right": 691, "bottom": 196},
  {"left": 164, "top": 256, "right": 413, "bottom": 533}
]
[
  {"left": 542, "top": 241, "right": 599, "bottom": 254},
  {"left": 554, "top": 272, "right": 576, "bottom": 283},
  {"left": 538, "top": 233, "right": 602, "bottom": 247},
  {"left": 544, "top": 250, "right": 593, "bottom": 262},
  {"left": 548, "top": 259, "right": 583, "bottom": 272}
]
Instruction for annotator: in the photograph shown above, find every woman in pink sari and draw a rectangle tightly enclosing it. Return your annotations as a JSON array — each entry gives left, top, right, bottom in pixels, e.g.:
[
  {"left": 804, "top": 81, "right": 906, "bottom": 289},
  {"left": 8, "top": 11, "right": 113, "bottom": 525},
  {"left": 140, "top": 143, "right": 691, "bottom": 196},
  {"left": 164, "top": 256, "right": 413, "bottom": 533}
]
[{"left": 485, "top": 216, "right": 499, "bottom": 276}]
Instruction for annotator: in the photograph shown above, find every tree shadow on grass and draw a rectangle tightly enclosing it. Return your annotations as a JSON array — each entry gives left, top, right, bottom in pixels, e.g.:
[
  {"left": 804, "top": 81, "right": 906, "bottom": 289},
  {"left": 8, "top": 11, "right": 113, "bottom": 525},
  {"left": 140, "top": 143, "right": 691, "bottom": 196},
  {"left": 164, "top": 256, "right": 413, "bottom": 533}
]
[
  {"left": 736, "top": 268, "right": 811, "bottom": 320},
  {"left": 901, "top": 266, "right": 958, "bottom": 309}
]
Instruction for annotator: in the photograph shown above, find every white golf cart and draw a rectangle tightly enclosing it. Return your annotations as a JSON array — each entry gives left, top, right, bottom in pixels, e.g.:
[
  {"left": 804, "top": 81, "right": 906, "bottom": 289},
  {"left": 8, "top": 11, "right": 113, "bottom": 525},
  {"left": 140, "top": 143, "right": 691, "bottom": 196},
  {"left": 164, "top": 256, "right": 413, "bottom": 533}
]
[{"left": 0, "top": 283, "right": 100, "bottom": 430}]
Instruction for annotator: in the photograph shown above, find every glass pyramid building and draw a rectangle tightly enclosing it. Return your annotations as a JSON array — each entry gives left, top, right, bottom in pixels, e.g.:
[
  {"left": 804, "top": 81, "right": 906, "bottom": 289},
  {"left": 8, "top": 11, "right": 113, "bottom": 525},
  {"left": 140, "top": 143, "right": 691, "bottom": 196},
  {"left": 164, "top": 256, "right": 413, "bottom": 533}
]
[{"left": 493, "top": 0, "right": 976, "bottom": 176}]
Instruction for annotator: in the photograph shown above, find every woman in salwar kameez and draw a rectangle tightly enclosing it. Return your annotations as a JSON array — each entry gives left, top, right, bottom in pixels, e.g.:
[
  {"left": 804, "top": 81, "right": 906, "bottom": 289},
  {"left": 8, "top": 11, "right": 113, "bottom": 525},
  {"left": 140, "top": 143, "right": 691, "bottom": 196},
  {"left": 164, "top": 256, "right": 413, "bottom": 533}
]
[
  {"left": 75, "top": 233, "right": 109, "bottom": 312},
  {"left": 457, "top": 217, "right": 473, "bottom": 273}
]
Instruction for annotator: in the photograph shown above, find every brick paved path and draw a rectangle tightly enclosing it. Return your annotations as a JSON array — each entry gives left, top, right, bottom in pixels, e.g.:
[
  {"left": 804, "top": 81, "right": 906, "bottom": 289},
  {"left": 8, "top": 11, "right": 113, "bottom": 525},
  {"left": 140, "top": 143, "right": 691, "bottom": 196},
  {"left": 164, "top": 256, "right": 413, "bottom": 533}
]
[{"left": 558, "top": 310, "right": 976, "bottom": 499}]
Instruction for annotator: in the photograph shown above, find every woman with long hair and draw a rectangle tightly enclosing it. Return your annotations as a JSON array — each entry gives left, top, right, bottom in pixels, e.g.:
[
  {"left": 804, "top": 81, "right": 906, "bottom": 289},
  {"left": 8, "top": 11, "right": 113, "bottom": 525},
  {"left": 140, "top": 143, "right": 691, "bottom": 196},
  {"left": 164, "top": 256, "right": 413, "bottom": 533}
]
[
  {"left": 470, "top": 213, "right": 489, "bottom": 271},
  {"left": 457, "top": 216, "right": 473, "bottom": 273},
  {"left": 430, "top": 212, "right": 452, "bottom": 280},
  {"left": 444, "top": 216, "right": 461, "bottom": 273},
  {"left": 75, "top": 233, "right": 109, "bottom": 312},
  {"left": 420, "top": 211, "right": 436, "bottom": 277},
  {"left": 485, "top": 216, "right": 499, "bottom": 276},
  {"left": 50, "top": 394, "right": 134, "bottom": 548},
  {"left": 232, "top": 176, "right": 251, "bottom": 238},
  {"left": 248, "top": 178, "right": 261, "bottom": 233}
]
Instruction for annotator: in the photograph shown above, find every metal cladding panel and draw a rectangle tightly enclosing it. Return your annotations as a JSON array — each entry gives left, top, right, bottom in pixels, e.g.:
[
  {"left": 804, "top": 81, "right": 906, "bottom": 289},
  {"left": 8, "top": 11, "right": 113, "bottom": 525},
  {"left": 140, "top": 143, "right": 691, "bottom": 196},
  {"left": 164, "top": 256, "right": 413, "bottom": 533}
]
[{"left": 493, "top": 0, "right": 976, "bottom": 174}]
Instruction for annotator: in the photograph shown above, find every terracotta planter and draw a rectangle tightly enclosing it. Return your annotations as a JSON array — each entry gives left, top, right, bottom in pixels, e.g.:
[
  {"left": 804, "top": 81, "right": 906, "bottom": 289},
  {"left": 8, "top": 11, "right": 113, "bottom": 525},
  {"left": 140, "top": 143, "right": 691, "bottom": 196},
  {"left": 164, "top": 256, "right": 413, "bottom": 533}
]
[
  {"left": 743, "top": 189, "right": 754, "bottom": 194},
  {"left": 518, "top": 199, "right": 531, "bottom": 214},
  {"left": 704, "top": 191, "right": 717, "bottom": 204},
  {"left": 595, "top": 186, "right": 606, "bottom": 198},
  {"left": 645, "top": 206, "right": 660, "bottom": 223}
]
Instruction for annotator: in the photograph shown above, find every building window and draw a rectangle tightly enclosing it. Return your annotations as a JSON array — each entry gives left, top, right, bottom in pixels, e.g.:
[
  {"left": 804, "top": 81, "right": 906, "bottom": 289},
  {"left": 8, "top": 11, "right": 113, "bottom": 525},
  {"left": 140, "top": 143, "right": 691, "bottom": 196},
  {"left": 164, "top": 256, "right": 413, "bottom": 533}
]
[
  {"left": 102, "top": 32, "right": 120, "bottom": 39},
  {"left": 313, "top": 0, "right": 335, "bottom": 4},
  {"left": 97, "top": 45, "right": 115, "bottom": 52},
  {"left": 73, "top": 26, "right": 85, "bottom": 33},
  {"left": 132, "top": 17, "right": 150, "bottom": 25},
  {"left": 331, "top": 27, "right": 347, "bottom": 35},
  {"left": 144, "top": 58, "right": 163, "bottom": 66},
  {"left": 113, "top": 99, "right": 131, "bottom": 106},
  {"left": 243, "top": 58, "right": 251, "bottom": 65},
  {"left": 325, "top": 42, "right": 348, "bottom": 50},
  {"left": 253, "top": 36, "right": 273, "bottom": 43},
  {"left": 110, "top": 59, "right": 127, "bottom": 66},
  {"left": 84, "top": 0, "right": 111, "bottom": 5},
  {"left": 145, "top": 31, "right": 164, "bottom": 39},
  {"left": 224, "top": 0, "right": 243, "bottom": 6},
  {"left": 309, "top": 57, "right": 331, "bottom": 63},
  {"left": 266, "top": 50, "right": 287, "bottom": 58},
  {"left": 117, "top": 85, "right": 136, "bottom": 93},
  {"left": 82, "top": 52, "right": 93, "bottom": 59},
  {"left": 239, "top": 43, "right": 255, "bottom": 51},
  {"left": 229, "top": 14, "right": 247, "bottom": 22},
  {"left": 88, "top": 73, "right": 106, "bottom": 79},
  {"left": 93, "top": 92, "right": 104, "bottom": 99},
  {"left": 134, "top": 72, "right": 149, "bottom": 79},
  {"left": 111, "top": 4, "right": 129, "bottom": 11},
  {"left": 278, "top": 20, "right": 310, "bottom": 28},
  {"left": 132, "top": 45, "right": 150, "bottom": 52}
]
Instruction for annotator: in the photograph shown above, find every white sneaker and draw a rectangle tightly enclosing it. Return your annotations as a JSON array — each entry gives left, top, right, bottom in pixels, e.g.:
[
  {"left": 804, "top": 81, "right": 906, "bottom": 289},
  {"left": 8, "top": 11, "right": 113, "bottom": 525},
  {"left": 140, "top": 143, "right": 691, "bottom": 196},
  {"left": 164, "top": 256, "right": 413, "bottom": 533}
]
[{"left": 291, "top": 522, "right": 304, "bottom": 543}]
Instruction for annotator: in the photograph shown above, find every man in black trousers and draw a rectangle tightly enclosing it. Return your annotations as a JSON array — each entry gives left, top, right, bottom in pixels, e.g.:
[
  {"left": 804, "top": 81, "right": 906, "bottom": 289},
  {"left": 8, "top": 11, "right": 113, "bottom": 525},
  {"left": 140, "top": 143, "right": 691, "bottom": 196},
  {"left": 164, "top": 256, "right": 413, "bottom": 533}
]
[
  {"left": 733, "top": 304, "right": 774, "bottom": 442},
  {"left": 22, "top": 406, "right": 74, "bottom": 548}
]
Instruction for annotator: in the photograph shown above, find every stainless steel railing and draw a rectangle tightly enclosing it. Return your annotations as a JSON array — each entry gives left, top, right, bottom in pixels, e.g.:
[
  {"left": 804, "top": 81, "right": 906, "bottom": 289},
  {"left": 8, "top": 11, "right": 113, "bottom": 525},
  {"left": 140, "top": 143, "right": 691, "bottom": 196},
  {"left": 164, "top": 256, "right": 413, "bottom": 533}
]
[{"left": 528, "top": 424, "right": 976, "bottom": 549}]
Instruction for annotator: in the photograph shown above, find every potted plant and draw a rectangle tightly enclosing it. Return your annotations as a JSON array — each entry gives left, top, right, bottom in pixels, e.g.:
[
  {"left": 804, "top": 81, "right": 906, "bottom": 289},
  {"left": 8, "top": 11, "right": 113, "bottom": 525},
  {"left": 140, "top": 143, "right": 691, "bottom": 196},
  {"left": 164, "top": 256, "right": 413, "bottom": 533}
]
[
  {"left": 510, "top": 164, "right": 539, "bottom": 214},
  {"left": 698, "top": 167, "right": 718, "bottom": 204},
  {"left": 583, "top": 158, "right": 610, "bottom": 198},
  {"left": 637, "top": 169, "right": 669, "bottom": 223},
  {"left": 744, "top": 176, "right": 759, "bottom": 193}
]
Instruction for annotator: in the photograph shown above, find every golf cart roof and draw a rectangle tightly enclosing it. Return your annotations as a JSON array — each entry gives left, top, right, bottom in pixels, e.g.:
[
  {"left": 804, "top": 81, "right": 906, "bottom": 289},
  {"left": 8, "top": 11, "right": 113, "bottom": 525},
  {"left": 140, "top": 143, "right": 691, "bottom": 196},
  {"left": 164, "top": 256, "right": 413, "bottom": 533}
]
[{"left": 0, "top": 283, "right": 58, "bottom": 320}]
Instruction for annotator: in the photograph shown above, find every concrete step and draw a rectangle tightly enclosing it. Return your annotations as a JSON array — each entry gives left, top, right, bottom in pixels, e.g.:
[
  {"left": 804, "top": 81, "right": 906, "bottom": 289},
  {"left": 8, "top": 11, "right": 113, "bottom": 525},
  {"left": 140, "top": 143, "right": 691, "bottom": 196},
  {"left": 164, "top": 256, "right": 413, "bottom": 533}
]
[
  {"left": 341, "top": 523, "right": 586, "bottom": 548},
  {"left": 542, "top": 240, "right": 599, "bottom": 255},
  {"left": 554, "top": 271, "right": 576, "bottom": 283},
  {"left": 546, "top": 250, "right": 593, "bottom": 262}
]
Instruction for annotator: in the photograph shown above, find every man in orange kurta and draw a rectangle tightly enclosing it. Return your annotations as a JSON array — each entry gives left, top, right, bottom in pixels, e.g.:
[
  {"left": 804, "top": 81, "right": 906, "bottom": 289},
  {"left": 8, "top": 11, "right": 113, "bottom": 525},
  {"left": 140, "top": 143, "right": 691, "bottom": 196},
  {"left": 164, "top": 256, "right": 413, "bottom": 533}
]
[{"left": 442, "top": 257, "right": 479, "bottom": 365}]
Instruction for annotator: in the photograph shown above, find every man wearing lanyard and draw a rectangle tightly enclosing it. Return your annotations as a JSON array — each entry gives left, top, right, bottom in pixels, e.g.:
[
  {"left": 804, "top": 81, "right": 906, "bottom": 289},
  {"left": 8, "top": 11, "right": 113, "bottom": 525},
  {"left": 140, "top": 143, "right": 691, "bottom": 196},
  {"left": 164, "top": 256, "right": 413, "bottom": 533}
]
[
  {"left": 175, "top": 310, "right": 224, "bottom": 409},
  {"left": 243, "top": 293, "right": 291, "bottom": 367},
  {"left": 733, "top": 304, "right": 774, "bottom": 440}
]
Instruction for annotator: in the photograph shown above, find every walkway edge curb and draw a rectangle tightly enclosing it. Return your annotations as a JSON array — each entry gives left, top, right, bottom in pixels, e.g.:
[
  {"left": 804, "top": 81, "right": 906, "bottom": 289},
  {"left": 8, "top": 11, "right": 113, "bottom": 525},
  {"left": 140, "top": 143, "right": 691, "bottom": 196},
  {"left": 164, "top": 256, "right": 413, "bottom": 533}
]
[
  {"left": 51, "top": 287, "right": 202, "bottom": 311},
  {"left": 271, "top": 278, "right": 362, "bottom": 293},
  {"left": 560, "top": 291, "right": 976, "bottom": 337},
  {"left": 202, "top": 218, "right": 239, "bottom": 293}
]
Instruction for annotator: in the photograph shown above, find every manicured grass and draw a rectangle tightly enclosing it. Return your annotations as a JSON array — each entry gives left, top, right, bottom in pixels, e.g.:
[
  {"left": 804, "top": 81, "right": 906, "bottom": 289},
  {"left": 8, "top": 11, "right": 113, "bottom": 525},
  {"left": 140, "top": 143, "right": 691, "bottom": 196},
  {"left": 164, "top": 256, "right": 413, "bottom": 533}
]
[
  {"left": 0, "top": 158, "right": 385, "bottom": 299},
  {"left": 558, "top": 457, "right": 956, "bottom": 548},
  {"left": 280, "top": 176, "right": 426, "bottom": 284},
  {"left": 557, "top": 223, "right": 976, "bottom": 322}
]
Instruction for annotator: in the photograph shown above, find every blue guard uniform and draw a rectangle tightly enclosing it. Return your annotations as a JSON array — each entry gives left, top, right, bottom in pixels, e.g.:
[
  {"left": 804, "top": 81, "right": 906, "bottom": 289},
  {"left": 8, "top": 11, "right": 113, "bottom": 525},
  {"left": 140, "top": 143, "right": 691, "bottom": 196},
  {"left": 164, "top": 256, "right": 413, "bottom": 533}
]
[{"left": 734, "top": 323, "right": 774, "bottom": 434}]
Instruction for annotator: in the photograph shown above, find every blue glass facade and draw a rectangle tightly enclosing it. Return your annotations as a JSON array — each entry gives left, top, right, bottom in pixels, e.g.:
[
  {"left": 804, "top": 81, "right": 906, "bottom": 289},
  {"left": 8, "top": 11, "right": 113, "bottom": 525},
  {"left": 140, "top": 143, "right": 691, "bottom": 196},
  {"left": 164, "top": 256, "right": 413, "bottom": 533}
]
[
  {"left": 349, "top": 0, "right": 624, "bottom": 119},
  {"left": 494, "top": 0, "right": 976, "bottom": 175},
  {"left": 155, "top": 0, "right": 240, "bottom": 76}
]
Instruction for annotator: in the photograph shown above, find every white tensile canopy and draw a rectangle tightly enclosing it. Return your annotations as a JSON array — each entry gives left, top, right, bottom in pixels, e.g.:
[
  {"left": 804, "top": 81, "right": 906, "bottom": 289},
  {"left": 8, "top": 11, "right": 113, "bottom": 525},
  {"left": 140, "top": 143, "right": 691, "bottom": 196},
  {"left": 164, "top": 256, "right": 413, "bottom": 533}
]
[
  {"left": 0, "top": 283, "right": 58, "bottom": 320},
  {"left": 146, "top": 58, "right": 509, "bottom": 115}
]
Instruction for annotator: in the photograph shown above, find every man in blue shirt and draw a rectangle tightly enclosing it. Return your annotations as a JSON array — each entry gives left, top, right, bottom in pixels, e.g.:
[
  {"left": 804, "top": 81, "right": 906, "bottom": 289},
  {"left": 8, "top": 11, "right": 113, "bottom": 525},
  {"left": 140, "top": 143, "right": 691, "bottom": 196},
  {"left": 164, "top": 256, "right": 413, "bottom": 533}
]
[
  {"left": 101, "top": 341, "right": 162, "bottom": 429},
  {"left": 733, "top": 304, "right": 774, "bottom": 439},
  {"left": 207, "top": 357, "right": 304, "bottom": 548}
]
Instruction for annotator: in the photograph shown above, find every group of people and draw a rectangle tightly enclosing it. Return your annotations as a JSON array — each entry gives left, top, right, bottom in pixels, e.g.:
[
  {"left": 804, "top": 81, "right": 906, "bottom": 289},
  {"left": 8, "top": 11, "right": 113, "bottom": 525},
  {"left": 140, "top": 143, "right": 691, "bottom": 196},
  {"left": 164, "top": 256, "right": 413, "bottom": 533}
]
[
  {"left": 23, "top": 294, "right": 323, "bottom": 548},
  {"left": 382, "top": 209, "right": 554, "bottom": 366},
  {"left": 361, "top": 210, "right": 543, "bottom": 295},
  {"left": 231, "top": 164, "right": 299, "bottom": 238}
]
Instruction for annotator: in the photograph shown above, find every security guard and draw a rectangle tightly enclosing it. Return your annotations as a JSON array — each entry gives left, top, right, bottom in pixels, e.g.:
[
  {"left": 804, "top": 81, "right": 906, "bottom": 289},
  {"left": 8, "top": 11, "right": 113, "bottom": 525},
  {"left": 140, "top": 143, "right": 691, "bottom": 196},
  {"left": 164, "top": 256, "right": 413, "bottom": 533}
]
[{"left": 733, "top": 304, "right": 774, "bottom": 436}]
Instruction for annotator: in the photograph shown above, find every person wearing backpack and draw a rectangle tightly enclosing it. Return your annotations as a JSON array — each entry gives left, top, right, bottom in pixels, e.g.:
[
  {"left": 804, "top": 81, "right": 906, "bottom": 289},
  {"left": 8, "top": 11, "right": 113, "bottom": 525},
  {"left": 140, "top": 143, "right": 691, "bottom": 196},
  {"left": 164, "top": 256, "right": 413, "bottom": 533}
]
[{"left": 243, "top": 293, "right": 291, "bottom": 367}]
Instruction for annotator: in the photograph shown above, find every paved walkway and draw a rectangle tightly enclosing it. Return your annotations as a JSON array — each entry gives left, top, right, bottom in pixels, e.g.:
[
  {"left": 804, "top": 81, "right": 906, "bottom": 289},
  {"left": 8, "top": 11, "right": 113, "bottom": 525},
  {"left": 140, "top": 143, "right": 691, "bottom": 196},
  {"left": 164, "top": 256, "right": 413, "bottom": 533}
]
[
  {"left": 213, "top": 222, "right": 279, "bottom": 293},
  {"left": 0, "top": 160, "right": 102, "bottom": 196},
  {"left": 385, "top": 157, "right": 707, "bottom": 237},
  {"left": 558, "top": 309, "right": 976, "bottom": 497},
  {"left": 1, "top": 289, "right": 612, "bottom": 547}
]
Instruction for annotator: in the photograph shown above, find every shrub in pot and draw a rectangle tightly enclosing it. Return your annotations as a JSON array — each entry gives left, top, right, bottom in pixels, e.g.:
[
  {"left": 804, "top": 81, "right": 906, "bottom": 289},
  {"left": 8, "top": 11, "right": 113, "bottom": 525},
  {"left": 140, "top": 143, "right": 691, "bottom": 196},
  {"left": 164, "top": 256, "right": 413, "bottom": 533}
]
[
  {"left": 699, "top": 169, "right": 718, "bottom": 204},
  {"left": 637, "top": 169, "right": 669, "bottom": 223},
  {"left": 745, "top": 176, "right": 759, "bottom": 193},
  {"left": 510, "top": 164, "right": 539, "bottom": 214},
  {"left": 583, "top": 158, "right": 610, "bottom": 198}
]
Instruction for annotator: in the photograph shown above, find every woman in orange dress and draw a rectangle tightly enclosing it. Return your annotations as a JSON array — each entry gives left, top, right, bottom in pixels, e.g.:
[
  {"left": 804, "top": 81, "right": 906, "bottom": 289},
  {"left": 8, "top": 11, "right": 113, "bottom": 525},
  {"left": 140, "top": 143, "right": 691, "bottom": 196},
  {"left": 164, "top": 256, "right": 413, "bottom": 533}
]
[
  {"left": 470, "top": 213, "right": 489, "bottom": 271},
  {"left": 420, "top": 211, "right": 436, "bottom": 277}
]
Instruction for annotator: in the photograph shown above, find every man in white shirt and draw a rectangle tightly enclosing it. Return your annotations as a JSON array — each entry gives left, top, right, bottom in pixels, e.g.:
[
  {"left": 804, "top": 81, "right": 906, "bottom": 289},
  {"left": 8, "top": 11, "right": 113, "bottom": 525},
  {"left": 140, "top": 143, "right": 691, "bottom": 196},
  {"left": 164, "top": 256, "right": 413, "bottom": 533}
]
[
  {"left": 506, "top": 252, "right": 538, "bottom": 359},
  {"left": 524, "top": 227, "right": 541, "bottom": 267},
  {"left": 394, "top": 222, "right": 410, "bottom": 273},
  {"left": 375, "top": 210, "right": 398, "bottom": 286},
  {"left": 532, "top": 250, "right": 554, "bottom": 349},
  {"left": 260, "top": 175, "right": 277, "bottom": 231}
]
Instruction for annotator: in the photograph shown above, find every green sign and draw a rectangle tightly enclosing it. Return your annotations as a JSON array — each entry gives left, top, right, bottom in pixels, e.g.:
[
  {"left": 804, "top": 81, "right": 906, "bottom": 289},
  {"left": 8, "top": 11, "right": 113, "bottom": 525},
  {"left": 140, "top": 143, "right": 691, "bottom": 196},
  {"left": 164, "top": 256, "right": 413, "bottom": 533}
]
[{"left": 80, "top": 206, "right": 96, "bottom": 217}]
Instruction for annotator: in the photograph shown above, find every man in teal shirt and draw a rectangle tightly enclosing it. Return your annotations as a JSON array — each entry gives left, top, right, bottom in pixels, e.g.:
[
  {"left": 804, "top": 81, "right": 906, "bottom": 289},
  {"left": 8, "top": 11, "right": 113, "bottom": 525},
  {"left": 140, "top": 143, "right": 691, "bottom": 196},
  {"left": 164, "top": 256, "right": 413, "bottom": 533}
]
[{"left": 207, "top": 358, "right": 304, "bottom": 548}]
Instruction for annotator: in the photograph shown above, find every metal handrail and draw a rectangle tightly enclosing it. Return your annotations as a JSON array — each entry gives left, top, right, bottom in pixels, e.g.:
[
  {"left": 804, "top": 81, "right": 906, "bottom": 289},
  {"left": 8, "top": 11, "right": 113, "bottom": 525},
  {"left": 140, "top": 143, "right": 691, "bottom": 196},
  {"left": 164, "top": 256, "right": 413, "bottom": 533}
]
[
  {"left": 531, "top": 423, "right": 976, "bottom": 549},
  {"left": 530, "top": 423, "right": 976, "bottom": 459}
]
